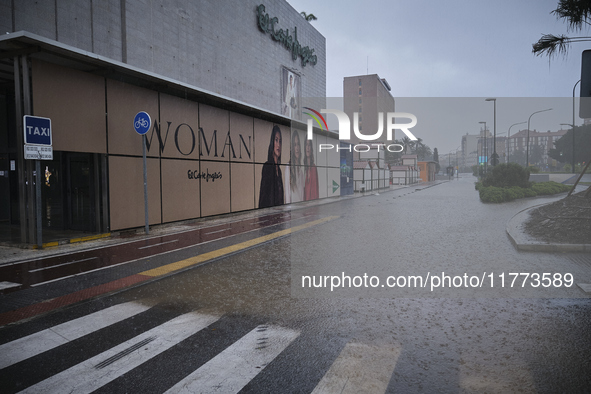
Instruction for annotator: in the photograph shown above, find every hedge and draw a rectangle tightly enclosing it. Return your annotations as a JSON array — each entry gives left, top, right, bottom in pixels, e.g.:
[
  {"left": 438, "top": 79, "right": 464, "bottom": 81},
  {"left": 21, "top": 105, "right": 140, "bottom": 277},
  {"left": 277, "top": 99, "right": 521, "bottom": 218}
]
[{"left": 478, "top": 182, "right": 569, "bottom": 203}]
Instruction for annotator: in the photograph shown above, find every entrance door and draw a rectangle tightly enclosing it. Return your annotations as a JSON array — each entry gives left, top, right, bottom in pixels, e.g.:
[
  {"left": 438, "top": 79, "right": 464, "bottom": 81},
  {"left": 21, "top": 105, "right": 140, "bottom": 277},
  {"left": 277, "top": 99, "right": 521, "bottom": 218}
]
[{"left": 66, "top": 153, "right": 95, "bottom": 232}]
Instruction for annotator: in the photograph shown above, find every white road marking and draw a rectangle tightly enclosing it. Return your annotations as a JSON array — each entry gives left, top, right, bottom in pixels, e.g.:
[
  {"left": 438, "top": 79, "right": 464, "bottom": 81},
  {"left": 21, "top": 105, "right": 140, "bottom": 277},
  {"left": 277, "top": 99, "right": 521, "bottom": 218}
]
[
  {"left": 0, "top": 300, "right": 153, "bottom": 369},
  {"left": 0, "top": 281, "right": 21, "bottom": 291},
  {"left": 138, "top": 239, "right": 179, "bottom": 250},
  {"left": 165, "top": 325, "right": 299, "bottom": 394},
  {"left": 18, "top": 312, "right": 220, "bottom": 394},
  {"left": 28, "top": 257, "right": 98, "bottom": 272},
  {"left": 204, "top": 228, "right": 230, "bottom": 235},
  {"left": 311, "top": 342, "right": 401, "bottom": 394}
]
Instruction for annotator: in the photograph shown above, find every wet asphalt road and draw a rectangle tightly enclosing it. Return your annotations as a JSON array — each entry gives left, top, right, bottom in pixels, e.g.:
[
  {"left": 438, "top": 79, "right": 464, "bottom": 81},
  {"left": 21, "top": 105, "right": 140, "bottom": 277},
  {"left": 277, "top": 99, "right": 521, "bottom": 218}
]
[{"left": 1, "top": 175, "right": 590, "bottom": 393}]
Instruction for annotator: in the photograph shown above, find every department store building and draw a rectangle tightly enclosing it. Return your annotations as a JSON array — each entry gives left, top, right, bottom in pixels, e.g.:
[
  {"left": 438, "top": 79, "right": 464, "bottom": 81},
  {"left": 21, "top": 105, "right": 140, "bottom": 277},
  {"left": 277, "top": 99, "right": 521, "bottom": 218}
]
[{"left": 0, "top": 0, "right": 346, "bottom": 245}]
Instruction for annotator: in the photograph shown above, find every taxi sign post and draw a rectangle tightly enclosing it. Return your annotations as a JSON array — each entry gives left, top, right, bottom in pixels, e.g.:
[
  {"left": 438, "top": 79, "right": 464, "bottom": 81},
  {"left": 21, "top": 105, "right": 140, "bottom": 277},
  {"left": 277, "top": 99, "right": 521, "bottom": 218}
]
[{"left": 24, "top": 115, "right": 52, "bottom": 248}]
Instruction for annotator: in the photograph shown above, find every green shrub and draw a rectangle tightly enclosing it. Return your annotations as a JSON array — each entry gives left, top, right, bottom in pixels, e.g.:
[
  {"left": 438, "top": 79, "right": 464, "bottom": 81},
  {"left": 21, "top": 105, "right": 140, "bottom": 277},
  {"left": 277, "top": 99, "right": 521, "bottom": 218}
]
[
  {"left": 479, "top": 186, "right": 506, "bottom": 203},
  {"left": 482, "top": 163, "right": 530, "bottom": 188},
  {"left": 478, "top": 181, "right": 568, "bottom": 203},
  {"left": 523, "top": 188, "right": 537, "bottom": 197},
  {"left": 531, "top": 181, "right": 570, "bottom": 195},
  {"left": 529, "top": 166, "right": 540, "bottom": 173},
  {"left": 504, "top": 186, "right": 526, "bottom": 201}
]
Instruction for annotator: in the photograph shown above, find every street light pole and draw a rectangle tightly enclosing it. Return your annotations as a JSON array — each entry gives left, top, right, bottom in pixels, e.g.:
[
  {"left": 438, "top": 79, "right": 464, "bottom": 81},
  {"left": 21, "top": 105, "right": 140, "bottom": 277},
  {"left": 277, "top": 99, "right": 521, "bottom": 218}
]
[
  {"left": 454, "top": 144, "right": 461, "bottom": 178},
  {"left": 572, "top": 80, "right": 580, "bottom": 173},
  {"left": 526, "top": 108, "right": 552, "bottom": 168},
  {"left": 507, "top": 121, "right": 526, "bottom": 164},
  {"left": 485, "top": 98, "right": 497, "bottom": 166},
  {"left": 479, "top": 121, "right": 487, "bottom": 173},
  {"left": 560, "top": 122, "right": 577, "bottom": 172}
]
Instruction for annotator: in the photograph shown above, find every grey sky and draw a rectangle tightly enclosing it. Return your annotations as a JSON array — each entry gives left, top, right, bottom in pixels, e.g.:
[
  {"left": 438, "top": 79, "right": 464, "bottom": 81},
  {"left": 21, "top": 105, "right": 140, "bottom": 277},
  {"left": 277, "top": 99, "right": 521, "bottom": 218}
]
[{"left": 287, "top": 0, "right": 589, "bottom": 153}]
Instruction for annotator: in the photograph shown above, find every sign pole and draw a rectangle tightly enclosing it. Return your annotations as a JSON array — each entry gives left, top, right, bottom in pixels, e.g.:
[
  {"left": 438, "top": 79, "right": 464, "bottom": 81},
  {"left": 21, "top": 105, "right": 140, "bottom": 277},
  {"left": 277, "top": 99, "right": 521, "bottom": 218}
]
[
  {"left": 36, "top": 159, "right": 42, "bottom": 248},
  {"left": 134, "top": 111, "right": 152, "bottom": 235},
  {"left": 23, "top": 115, "right": 52, "bottom": 248},
  {"left": 143, "top": 134, "right": 149, "bottom": 235}
]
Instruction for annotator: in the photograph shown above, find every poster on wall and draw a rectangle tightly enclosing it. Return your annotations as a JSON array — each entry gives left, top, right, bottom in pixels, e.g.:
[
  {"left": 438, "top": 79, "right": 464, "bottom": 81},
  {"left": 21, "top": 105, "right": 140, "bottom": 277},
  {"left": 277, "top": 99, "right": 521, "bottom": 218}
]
[
  {"left": 285, "top": 127, "right": 305, "bottom": 204},
  {"left": 258, "top": 125, "right": 285, "bottom": 208},
  {"left": 302, "top": 135, "right": 319, "bottom": 201},
  {"left": 282, "top": 68, "right": 300, "bottom": 120},
  {"left": 285, "top": 129, "right": 319, "bottom": 203}
]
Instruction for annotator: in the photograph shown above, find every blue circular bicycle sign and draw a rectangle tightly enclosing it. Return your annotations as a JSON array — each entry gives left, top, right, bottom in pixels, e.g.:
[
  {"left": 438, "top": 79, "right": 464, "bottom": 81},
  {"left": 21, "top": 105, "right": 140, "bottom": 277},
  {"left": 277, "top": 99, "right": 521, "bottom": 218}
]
[{"left": 133, "top": 111, "right": 152, "bottom": 135}]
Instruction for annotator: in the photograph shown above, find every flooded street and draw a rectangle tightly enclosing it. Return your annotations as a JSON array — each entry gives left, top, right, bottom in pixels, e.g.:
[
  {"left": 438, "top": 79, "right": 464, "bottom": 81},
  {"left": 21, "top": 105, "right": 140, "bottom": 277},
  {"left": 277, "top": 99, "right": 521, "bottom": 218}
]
[{"left": 107, "top": 175, "right": 591, "bottom": 392}]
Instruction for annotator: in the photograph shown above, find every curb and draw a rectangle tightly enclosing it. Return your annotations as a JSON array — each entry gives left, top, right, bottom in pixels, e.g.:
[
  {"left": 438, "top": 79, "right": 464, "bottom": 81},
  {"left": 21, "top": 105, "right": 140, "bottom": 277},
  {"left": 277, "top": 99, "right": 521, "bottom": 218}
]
[{"left": 506, "top": 204, "right": 591, "bottom": 252}]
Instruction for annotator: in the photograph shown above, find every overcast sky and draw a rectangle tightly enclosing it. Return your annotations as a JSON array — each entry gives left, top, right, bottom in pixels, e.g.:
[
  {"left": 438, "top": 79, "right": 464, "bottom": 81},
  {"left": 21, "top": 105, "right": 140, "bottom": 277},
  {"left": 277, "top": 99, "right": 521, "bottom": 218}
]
[{"left": 287, "top": 0, "right": 590, "bottom": 153}]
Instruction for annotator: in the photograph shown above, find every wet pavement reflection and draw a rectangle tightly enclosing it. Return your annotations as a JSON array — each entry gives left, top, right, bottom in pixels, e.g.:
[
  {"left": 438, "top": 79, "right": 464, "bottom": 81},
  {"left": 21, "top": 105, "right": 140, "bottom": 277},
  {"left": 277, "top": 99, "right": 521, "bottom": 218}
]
[
  {"left": 119, "top": 175, "right": 591, "bottom": 392},
  {"left": 0, "top": 211, "right": 321, "bottom": 291}
]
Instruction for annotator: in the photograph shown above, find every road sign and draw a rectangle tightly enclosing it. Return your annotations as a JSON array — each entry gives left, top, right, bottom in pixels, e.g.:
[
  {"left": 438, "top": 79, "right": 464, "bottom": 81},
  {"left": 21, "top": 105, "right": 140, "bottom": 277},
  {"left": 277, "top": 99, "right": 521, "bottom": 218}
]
[
  {"left": 24, "top": 115, "right": 52, "bottom": 145},
  {"left": 24, "top": 145, "right": 53, "bottom": 160},
  {"left": 134, "top": 111, "right": 152, "bottom": 135}
]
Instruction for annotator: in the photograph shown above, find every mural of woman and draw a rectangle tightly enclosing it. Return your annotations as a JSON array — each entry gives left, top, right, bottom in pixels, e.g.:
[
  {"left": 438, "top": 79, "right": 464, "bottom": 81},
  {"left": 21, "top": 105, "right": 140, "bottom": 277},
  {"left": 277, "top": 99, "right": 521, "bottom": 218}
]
[
  {"left": 285, "top": 130, "right": 304, "bottom": 203},
  {"left": 258, "top": 125, "right": 284, "bottom": 208},
  {"left": 304, "top": 139, "right": 319, "bottom": 201}
]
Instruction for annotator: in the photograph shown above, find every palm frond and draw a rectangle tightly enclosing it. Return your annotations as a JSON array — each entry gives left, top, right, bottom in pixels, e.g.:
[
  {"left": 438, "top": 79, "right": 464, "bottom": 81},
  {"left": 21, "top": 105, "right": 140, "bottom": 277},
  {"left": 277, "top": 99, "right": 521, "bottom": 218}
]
[
  {"left": 552, "top": 0, "right": 591, "bottom": 31},
  {"left": 533, "top": 33, "right": 591, "bottom": 57}
]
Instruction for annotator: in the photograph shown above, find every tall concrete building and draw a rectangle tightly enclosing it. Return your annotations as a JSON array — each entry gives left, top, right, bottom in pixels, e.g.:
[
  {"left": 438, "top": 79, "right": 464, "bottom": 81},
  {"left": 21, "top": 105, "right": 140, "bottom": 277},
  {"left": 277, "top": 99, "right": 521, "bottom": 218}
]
[
  {"left": 343, "top": 74, "right": 395, "bottom": 163},
  {"left": 0, "top": 0, "right": 337, "bottom": 246},
  {"left": 461, "top": 133, "right": 479, "bottom": 170}
]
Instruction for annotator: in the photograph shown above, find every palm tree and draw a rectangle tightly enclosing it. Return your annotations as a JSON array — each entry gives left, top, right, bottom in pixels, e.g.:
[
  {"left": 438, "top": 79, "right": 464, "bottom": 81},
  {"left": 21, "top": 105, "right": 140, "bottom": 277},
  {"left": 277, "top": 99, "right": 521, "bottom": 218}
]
[
  {"left": 300, "top": 12, "right": 317, "bottom": 22},
  {"left": 399, "top": 136, "right": 414, "bottom": 154},
  {"left": 414, "top": 138, "right": 432, "bottom": 160},
  {"left": 533, "top": 0, "right": 591, "bottom": 57}
]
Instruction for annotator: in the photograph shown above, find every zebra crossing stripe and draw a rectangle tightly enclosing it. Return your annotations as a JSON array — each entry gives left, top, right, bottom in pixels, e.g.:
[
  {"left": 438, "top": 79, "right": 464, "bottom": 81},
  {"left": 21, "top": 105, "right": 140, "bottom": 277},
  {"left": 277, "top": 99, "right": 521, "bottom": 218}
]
[
  {"left": 165, "top": 325, "right": 300, "bottom": 394},
  {"left": 311, "top": 342, "right": 401, "bottom": 394},
  {"left": 0, "top": 300, "right": 153, "bottom": 369},
  {"left": 18, "top": 312, "right": 221, "bottom": 394}
]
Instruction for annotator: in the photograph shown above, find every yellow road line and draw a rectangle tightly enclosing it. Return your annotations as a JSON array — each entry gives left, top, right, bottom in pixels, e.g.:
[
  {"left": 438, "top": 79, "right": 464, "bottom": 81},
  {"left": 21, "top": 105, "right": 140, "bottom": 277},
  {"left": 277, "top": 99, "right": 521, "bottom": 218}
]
[{"left": 139, "top": 216, "right": 338, "bottom": 277}]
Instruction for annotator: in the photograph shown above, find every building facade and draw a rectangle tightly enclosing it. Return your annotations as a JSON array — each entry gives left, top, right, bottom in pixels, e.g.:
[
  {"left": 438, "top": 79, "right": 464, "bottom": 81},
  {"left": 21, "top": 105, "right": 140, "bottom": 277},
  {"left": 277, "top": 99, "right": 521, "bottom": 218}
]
[
  {"left": 506, "top": 129, "right": 567, "bottom": 168},
  {"left": 461, "top": 133, "right": 479, "bottom": 170},
  {"left": 0, "top": 1, "right": 337, "bottom": 245},
  {"left": 343, "top": 74, "right": 395, "bottom": 151}
]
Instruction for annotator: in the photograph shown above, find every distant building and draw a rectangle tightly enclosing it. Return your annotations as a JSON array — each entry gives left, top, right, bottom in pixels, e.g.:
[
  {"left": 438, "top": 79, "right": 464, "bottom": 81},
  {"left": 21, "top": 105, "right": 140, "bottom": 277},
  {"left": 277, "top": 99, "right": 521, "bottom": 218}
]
[
  {"left": 343, "top": 74, "right": 395, "bottom": 156},
  {"left": 344, "top": 74, "right": 395, "bottom": 191},
  {"left": 507, "top": 129, "right": 567, "bottom": 167},
  {"left": 390, "top": 165, "right": 415, "bottom": 185},
  {"left": 461, "top": 133, "right": 479, "bottom": 169},
  {"left": 418, "top": 161, "right": 438, "bottom": 182}
]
